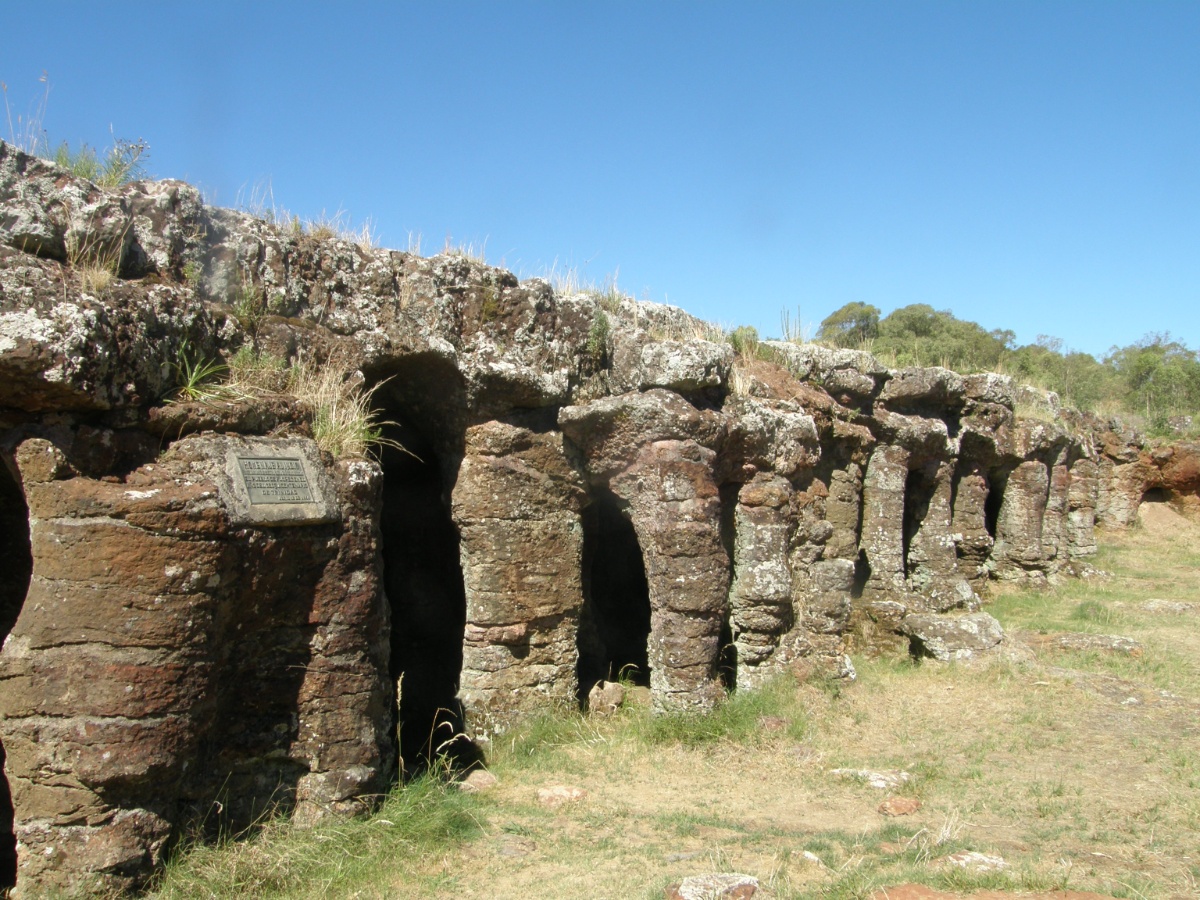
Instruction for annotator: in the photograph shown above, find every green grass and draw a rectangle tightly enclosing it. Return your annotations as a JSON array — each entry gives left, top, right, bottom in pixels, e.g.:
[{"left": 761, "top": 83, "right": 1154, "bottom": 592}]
[{"left": 151, "top": 775, "right": 483, "bottom": 899}]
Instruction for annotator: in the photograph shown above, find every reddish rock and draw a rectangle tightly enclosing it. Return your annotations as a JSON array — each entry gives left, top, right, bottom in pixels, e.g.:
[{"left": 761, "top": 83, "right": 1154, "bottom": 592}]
[{"left": 878, "top": 796, "right": 922, "bottom": 816}]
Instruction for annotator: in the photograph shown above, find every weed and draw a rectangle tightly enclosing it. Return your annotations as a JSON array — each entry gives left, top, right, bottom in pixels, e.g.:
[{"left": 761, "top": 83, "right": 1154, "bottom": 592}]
[
  {"left": 51, "top": 133, "right": 148, "bottom": 187},
  {"left": 587, "top": 310, "right": 611, "bottom": 364},
  {"left": 727, "top": 324, "right": 760, "bottom": 360},
  {"left": 3, "top": 73, "right": 51, "bottom": 155},
  {"left": 779, "top": 307, "right": 811, "bottom": 344},
  {"left": 288, "top": 361, "right": 411, "bottom": 459},
  {"left": 65, "top": 229, "right": 122, "bottom": 294},
  {"left": 181, "top": 259, "right": 202, "bottom": 287},
  {"left": 172, "top": 343, "right": 229, "bottom": 402},
  {"left": 233, "top": 270, "right": 267, "bottom": 339}
]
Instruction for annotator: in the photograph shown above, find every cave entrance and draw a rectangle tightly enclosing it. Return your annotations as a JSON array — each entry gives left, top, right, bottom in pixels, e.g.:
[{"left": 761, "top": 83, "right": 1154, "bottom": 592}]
[
  {"left": 0, "top": 456, "right": 32, "bottom": 891},
  {"left": 1141, "top": 487, "right": 1170, "bottom": 505},
  {"left": 984, "top": 470, "right": 1008, "bottom": 540},
  {"left": 577, "top": 490, "right": 652, "bottom": 702},
  {"left": 851, "top": 550, "right": 872, "bottom": 599},
  {"left": 902, "top": 465, "right": 938, "bottom": 576},
  {"left": 377, "top": 418, "right": 469, "bottom": 775}
]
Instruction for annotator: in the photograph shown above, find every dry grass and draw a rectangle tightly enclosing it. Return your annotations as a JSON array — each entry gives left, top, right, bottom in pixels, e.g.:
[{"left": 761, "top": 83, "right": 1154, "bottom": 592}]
[
  {"left": 64, "top": 219, "right": 125, "bottom": 295},
  {"left": 152, "top": 514, "right": 1200, "bottom": 899},
  {"left": 236, "top": 182, "right": 377, "bottom": 250},
  {"left": 286, "top": 359, "right": 400, "bottom": 458}
]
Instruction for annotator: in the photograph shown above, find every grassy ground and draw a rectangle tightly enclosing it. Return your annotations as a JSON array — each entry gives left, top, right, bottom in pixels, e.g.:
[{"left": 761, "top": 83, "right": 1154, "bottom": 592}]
[{"left": 151, "top": 504, "right": 1200, "bottom": 900}]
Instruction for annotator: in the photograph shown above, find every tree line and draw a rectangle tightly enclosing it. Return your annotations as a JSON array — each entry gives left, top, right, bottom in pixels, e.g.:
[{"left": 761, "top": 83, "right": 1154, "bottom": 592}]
[{"left": 813, "top": 302, "right": 1199, "bottom": 432}]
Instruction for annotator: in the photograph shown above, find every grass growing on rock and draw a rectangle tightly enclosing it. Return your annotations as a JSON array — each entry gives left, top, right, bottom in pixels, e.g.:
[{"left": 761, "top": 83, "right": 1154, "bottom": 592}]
[{"left": 152, "top": 514, "right": 1200, "bottom": 899}]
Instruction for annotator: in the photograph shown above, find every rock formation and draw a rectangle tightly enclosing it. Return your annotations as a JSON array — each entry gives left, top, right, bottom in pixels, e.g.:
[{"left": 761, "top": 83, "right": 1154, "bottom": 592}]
[{"left": 0, "top": 139, "right": 1192, "bottom": 894}]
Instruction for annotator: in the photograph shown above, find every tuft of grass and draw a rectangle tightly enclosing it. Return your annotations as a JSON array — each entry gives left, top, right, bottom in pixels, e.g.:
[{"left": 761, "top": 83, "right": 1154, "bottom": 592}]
[
  {"left": 228, "top": 346, "right": 290, "bottom": 393},
  {"left": 172, "top": 345, "right": 230, "bottom": 403},
  {"left": 288, "top": 361, "right": 408, "bottom": 459},
  {"left": 51, "top": 133, "right": 148, "bottom": 187},
  {"left": 1070, "top": 599, "right": 1116, "bottom": 626},
  {"left": 151, "top": 775, "right": 483, "bottom": 899},
  {"left": 237, "top": 183, "right": 375, "bottom": 249},
  {"left": 440, "top": 235, "right": 487, "bottom": 262},
  {"left": 66, "top": 232, "right": 121, "bottom": 293},
  {"left": 62, "top": 201, "right": 129, "bottom": 294},
  {"left": 586, "top": 310, "right": 611, "bottom": 364},
  {"left": 628, "top": 676, "right": 808, "bottom": 748},
  {"left": 727, "top": 324, "right": 760, "bottom": 360}
]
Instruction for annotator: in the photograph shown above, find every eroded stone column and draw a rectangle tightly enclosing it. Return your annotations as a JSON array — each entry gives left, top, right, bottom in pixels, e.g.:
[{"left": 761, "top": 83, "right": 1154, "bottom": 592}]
[
  {"left": 907, "top": 458, "right": 975, "bottom": 611},
  {"left": 453, "top": 422, "right": 586, "bottom": 739},
  {"left": 1042, "top": 459, "right": 1071, "bottom": 573},
  {"left": 860, "top": 443, "right": 909, "bottom": 600},
  {"left": 1066, "top": 458, "right": 1098, "bottom": 559},
  {"left": 0, "top": 437, "right": 394, "bottom": 896},
  {"left": 611, "top": 441, "right": 729, "bottom": 711},
  {"left": 1, "top": 439, "right": 228, "bottom": 896},
  {"left": 823, "top": 464, "right": 862, "bottom": 561},
  {"left": 951, "top": 459, "right": 993, "bottom": 589},
  {"left": 727, "top": 473, "right": 794, "bottom": 686},
  {"left": 990, "top": 459, "right": 1049, "bottom": 580}
]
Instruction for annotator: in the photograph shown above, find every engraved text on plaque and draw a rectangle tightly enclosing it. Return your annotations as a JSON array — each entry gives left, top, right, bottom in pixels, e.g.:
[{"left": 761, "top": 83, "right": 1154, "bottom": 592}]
[{"left": 237, "top": 457, "right": 315, "bottom": 504}]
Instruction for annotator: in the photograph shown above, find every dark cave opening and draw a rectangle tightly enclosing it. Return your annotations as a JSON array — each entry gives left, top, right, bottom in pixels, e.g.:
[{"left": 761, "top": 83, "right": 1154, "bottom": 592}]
[
  {"left": 851, "top": 549, "right": 872, "bottom": 599},
  {"left": 377, "top": 418, "right": 472, "bottom": 775},
  {"left": 902, "top": 466, "right": 933, "bottom": 575},
  {"left": 577, "top": 489, "right": 652, "bottom": 702},
  {"left": 984, "top": 470, "right": 1008, "bottom": 539},
  {"left": 1141, "top": 487, "right": 1170, "bottom": 505},
  {"left": 0, "top": 457, "right": 32, "bottom": 891}
]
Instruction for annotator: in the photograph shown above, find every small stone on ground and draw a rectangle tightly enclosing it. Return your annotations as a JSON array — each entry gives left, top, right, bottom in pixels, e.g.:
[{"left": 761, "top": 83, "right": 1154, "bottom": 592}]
[
  {"left": 1141, "top": 599, "right": 1196, "bottom": 614},
  {"left": 665, "top": 873, "right": 759, "bottom": 899},
  {"left": 943, "top": 850, "right": 1008, "bottom": 871},
  {"left": 1023, "top": 632, "right": 1143, "bottom": 656},
  {"left": 831, "top": 767, "right": 913, "bottom": 789},
  {"left": 536, "top": 784, "right": 587, "bottom": 807},
  {"left": 455, "top": 769, "right": 498, "bottom": 792},
  {"left": 878, "top": 796, "right": 922, "bottom": 816}
]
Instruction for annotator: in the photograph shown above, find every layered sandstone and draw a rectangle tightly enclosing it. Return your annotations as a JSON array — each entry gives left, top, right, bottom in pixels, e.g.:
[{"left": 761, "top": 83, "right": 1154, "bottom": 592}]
[{"left": 0, "top": 140, "right": 1191, "bottom": 894}]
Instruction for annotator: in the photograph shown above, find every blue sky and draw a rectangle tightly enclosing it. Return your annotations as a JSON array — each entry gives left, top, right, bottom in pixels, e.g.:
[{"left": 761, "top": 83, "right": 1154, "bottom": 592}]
[{"left": 4, "top": 2, "right": 1198, "bottom": 358}]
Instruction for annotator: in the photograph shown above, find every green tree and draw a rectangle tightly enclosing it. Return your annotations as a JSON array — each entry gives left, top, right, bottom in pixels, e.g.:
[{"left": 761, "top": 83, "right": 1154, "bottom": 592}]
[
  {"left": 1106, "top": 333, "right": 1200, "bottom": 426},
  {"left": 1004, "top": 336, "right": 1118, "bottom": 411},
  {"left": 817, "top": 302, "right": 880, "bottom": 348},
  {"left": 873, "top": 304, "right": 1011, "bottom": 372}
]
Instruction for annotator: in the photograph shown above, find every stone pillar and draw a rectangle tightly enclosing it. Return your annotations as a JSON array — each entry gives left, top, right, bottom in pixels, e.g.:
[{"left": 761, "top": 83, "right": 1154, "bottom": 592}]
[
  {"left": 1100, "top": 460, "right": 1147, "bottom": 526},
  {"left": 907, "top": 459, "right": 975, "bottom": 611},
  {"left": 823, "top": 464, "right": 862, "bottom": 561},
  {"left": 0, "top": 437, "right": 394, "bottom": 896},
  {"left": 727, "top": 474, "right": 794, "bottom": 686},
  {"left": 860, "top": 443, "right": 908, "bottom": 600},
  {"left": 1066, "top": 458, "right": 1098, "bottom": 559},
  {"left": 990, "top": 459, "right": 1049, "bottom": 580},
  {"left": 951, "top": 458, "right": 993, "bottom": 588},
  {"left": 0, "top": 439, "right": 228, "bottom": 896},
  {"left": 611, "top": 441, "right": 729, "bottom": 711},
  {"left": 1042, "top": 459, "right": 1072, "bottom": 572},
  {"left": 453, "top": 422, "right": 586, "bottom": 739},
  {"left": 292, "top": 458, "right": 394, "bottom": 824}
]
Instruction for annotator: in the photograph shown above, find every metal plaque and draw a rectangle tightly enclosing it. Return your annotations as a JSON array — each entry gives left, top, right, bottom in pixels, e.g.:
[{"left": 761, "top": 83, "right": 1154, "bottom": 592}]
[{"left": 236, "top": 456, "right": 315, "bottom": 505}]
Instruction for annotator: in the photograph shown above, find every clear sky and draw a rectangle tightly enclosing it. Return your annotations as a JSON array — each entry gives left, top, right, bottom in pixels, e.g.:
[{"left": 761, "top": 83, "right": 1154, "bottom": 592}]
[{"left": 4, "top": 2, "right": 1198, "bottom": 358}]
